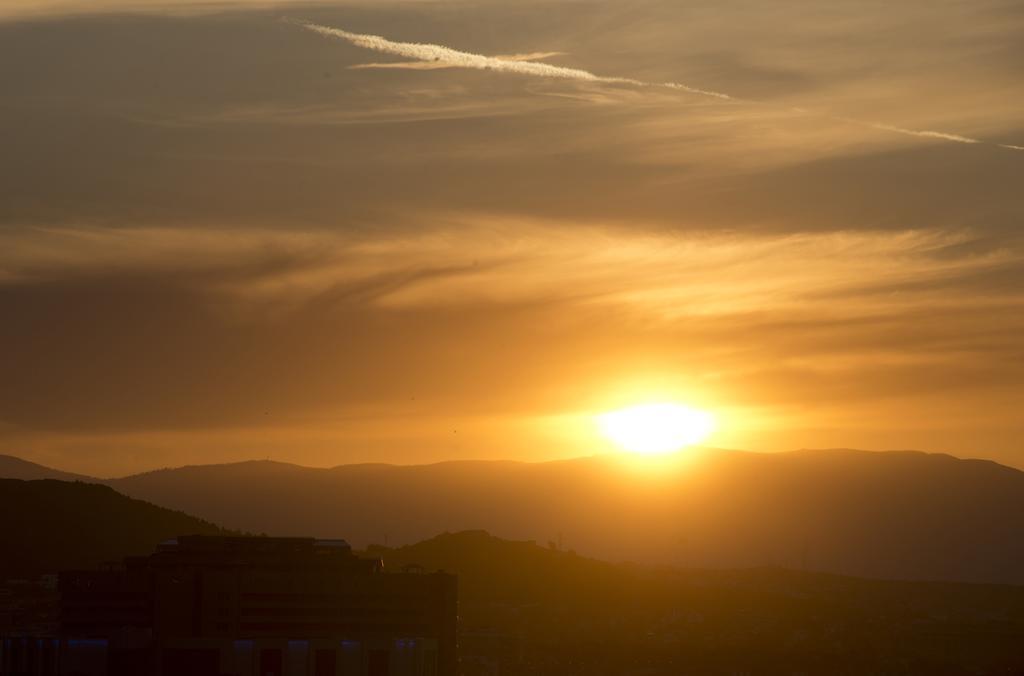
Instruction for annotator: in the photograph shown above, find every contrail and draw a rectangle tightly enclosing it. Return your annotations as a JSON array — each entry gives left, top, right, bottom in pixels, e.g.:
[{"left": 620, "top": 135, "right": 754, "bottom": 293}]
[
  {"left": 296, "top": 21, "right": 736, "bottom": 101},
  {"left": 350, "top": 52, "right": 566, "bottom": 71},
  {"left": 867, "top": 124, "right": 981, "bottom": 145},
  {"left": 296, "top": 20, "right": 1022, "bottom": 152},
  {"left": 834, "top": 119, "right": 983, "bottom": 146}
]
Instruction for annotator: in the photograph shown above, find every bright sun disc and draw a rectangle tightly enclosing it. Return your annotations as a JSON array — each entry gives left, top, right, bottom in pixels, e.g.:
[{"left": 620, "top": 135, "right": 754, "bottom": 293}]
[{"left": 598, "top": 403, "right": 715, "bottom": 455}]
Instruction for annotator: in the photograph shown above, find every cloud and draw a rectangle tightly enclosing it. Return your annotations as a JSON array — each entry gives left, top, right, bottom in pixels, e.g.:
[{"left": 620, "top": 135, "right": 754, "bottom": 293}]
[
  {"left": 350, "top": 61, "right": 466, "bottom": 71},
  {"left": 861, "top": 122, "right": 982, "bottom": 145},
  {"left": 350, "top": 51, "right": 566, "bottom": 70},
  {"left": 2, "top": 221, "right": 1022, "bottom": 471},
  {"left": 297, "top": 20, "right": 1023, "bottom": 152},
  {"left": 294, "top": 20, "right": 736, "bottom": 100},
  {"left": 2, "top": 221, "right": 1018, "bottom": 318},
  {"left": 2, "top": 3, "right": 1023, "bottom": 473}
]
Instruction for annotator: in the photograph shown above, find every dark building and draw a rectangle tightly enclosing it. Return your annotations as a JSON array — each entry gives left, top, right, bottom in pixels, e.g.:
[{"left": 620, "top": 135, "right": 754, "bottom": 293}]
[{"left": 1, "top": 536, "right": 457, "bottom": 676}]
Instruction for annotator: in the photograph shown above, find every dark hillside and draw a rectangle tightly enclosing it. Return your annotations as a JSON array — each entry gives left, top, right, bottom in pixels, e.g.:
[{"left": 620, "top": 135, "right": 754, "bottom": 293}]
[
  {"left": 0, "top": 479, "right": 227, "bottom": 579},
  {"left": 377, "top": 530, "right": 1024, "bottom": 675}
]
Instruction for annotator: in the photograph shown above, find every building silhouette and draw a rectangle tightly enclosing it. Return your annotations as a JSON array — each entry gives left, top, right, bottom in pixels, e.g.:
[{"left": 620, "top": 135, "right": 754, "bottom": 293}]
[{"left": 1, "top": 536, "right": 457, "bottom": 676}]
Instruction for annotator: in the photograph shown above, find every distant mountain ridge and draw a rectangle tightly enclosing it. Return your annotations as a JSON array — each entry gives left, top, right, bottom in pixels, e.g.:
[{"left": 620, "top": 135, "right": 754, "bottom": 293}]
[
  {"left": 2, "top": 449, "right": 1023, "bottom": 584},
  {"left": 0, "top": 454, "right": 94, "bottom": 482}
]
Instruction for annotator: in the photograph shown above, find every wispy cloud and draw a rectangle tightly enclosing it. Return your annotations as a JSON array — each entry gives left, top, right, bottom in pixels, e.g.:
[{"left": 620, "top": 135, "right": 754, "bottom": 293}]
[
  {"left": 351, "top": 51, "right": 566, "bottom": 70},
  {"left": 860, "top": 122, "right": 982, "bottom": 145},
  {"left": 4, "top": 221, "right": 1017, "bottom": 320},
  {"left": 296, "top": 20, "right": 1023, "bottom": 153},
  {"left": 350, "top": 61, "right": 459, "bottom": 71},
  {"left": 294, "top": 20, "right": 736, "bottom": 100}
]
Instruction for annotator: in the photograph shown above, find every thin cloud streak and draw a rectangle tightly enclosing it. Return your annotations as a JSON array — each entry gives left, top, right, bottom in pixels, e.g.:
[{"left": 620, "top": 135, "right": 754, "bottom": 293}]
[
  {"left": 295, "top": 20, "right": 736, "bottom": 100},
  {"left": 4, "top": 223, "right": 1016, "bottom": 319},
  {"left": 350, "top": 51, "right": 566, "bottom": 70},
  {"left": 350, "top": 61, "right": 460, "bottom": 71},
  {"left": 296, "top": 20, "right": 1023, "bottom": 152},
  {"left": 865, "top": 123, "right": 981, "bottom": 145}
]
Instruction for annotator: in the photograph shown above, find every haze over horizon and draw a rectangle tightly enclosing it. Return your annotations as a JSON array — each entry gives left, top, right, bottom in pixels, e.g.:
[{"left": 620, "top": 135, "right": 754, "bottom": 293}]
[
  {"left": 2, "top": 0, "right": 1022, "bottom": 477},
  {"left": 3, "top": 446, "right": 1018, "bottom": 482}
]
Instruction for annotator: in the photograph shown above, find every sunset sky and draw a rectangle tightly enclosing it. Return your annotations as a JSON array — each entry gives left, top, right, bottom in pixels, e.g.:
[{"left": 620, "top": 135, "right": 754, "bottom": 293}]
[{"left": 2, "top": 0, "right": 1022, "bottom": 476}]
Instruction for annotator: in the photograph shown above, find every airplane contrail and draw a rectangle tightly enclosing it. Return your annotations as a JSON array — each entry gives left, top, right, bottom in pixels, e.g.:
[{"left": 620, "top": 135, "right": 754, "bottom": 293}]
[
  {"left": 866, "top": 124, "right": 981, "bottom": 145},
  {"left": 296, "top": 21, "right": 736, "bottom": 101},
  {"left": 350, "top": 52, "right": 566, "bottom": 71},
  {"left": 295, "top": 20, "right": 1022, "bottom": 152}
]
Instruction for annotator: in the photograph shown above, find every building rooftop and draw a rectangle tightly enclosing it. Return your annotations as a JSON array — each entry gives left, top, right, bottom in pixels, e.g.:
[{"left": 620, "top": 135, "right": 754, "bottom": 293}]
[{"left": 135, "top": 535, "right": 383, "bottom": 575}]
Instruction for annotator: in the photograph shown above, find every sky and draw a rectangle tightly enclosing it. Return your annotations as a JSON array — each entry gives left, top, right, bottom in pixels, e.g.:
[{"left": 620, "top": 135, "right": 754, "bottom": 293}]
[{"left": 1, "top": 0, "right": 1022, "bottom": 476}]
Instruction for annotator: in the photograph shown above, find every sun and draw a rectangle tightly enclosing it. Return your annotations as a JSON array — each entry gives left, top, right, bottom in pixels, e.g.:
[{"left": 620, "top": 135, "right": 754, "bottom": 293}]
[{"left": 597, "top": 402, "right": 716, "bottom": 456}]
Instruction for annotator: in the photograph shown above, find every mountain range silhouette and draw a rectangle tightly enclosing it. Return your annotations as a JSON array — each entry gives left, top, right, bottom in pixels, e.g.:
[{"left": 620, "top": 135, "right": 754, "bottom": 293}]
[{"left": 3, "top": 448, "right": 1022, "bottom": 584}]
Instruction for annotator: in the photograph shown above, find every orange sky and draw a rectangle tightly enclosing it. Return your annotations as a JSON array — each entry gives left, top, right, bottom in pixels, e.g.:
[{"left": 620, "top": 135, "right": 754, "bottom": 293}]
[{"left": 1, "top": 0, "right": 1022, "bottom": 476}]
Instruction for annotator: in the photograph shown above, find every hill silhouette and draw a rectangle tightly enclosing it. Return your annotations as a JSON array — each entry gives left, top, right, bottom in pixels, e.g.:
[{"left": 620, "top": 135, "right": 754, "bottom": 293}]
[
  {"left": 0, "top": 454, "right": 93, "bottom": 482},
  {"left": 3, "top": 449, "right": 1024, "bottom": 584},
  {"left": 0, "top": 479, "right": 227, "bottom": 579},
  {"left": 376, "top": 530, "right": 1024, "bottom": 675}
]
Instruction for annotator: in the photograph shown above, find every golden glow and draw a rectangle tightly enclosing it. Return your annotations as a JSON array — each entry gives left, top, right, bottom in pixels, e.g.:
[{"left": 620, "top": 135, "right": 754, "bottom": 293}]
[{"left": 597, "top": 403, "right": 716, "bottom": 455}]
